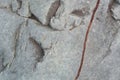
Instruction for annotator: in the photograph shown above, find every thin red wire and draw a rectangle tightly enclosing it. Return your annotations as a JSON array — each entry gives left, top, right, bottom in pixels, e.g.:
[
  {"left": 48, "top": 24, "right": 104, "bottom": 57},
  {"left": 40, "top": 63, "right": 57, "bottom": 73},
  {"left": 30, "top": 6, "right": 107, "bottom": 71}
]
[{"left": 74, "top": 0, "right": 100, "bottom": 80}]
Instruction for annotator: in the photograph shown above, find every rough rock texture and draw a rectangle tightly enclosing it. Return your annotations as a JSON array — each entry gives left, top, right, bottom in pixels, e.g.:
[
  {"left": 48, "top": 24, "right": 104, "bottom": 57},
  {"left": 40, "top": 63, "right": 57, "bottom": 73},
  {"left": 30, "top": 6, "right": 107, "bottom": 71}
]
[
  {"left": 0, "top": 0, "right": 120, "bottom": 80},
  {"left": 116, "top": 0, "right": 120, "bottom": 4},
  {"left": 111, "top": 3, "right": 120, "bottom": 20},
  {"left": 29, "top": 0, "right": 60, "bottom": 25},
  {"left": 12, "top": 0, "right": 31, "bottom": 17},
  {"left": 0, "top": 0, "right": 11, "bottom": 8}
]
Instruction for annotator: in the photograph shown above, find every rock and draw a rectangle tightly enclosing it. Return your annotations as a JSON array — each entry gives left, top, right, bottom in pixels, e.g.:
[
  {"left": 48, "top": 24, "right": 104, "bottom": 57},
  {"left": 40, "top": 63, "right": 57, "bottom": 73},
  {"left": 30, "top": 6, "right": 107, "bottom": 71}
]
[
  {"left": 12, "top": 0, "right": 31, "bottom": 17},
  {"left": 0, "top": 0, "right": 11, "bottom": 8},
  {"left": 0, "top": 8, "right": 24, "bottom": 73},
  {"left": 50, "top": 0, "right": 90, "bottom": 30},
  {"left": 29, "top": 0, "right": 60, "bottom": 25},
  {"left": 0, "top": 0, "right": 120, "bottom": 80},
  {"left": 111, "top": 4, "right": 120, "bottom": 20},
  {"left": 11, "top": 0, "right": 21, "bottom": 12},
  {"left": 0, "top": 49, "right": 4, "bottom": 73},
  {"left": 116, "top": 0, "right": 120, "bottom": 4},
  {"left": 17, "top": 0, "right": 31, "bottom": 17}
]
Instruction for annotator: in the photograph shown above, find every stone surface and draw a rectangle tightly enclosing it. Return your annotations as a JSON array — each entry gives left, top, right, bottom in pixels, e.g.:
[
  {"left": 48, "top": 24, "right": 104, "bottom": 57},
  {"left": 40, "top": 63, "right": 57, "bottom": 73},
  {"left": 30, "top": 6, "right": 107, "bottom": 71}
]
[
  {"left": 12, "top": 0, "right": 31, "bottom": 17},
  {"left": 0, "top": 0, "right": 11, "bottom": 8},
  {"left": 29, "top": 0, "right": 60, "bottom": 25},
  {"left": 0, "top": 49, "right": 4, "bottom": 73},
  {"left": 116, "top": 0, "right": 120, "bottom": 4},
  {"left": 111, "top": 4, "right": 120, "bottom": 20},
  {"left": 0, "top": 0, "right": 120, "bottom": 80},
  {"left": 50, "top": 0, "right": 90, "bottom": 30}
]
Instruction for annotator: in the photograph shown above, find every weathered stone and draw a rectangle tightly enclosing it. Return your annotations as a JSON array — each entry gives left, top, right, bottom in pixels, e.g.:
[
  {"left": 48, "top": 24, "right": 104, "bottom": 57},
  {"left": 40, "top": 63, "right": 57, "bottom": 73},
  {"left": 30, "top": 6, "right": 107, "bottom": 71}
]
[
  {"left": 0, "top": 50, "right": 4, "bottom": 73},
  {"left": 11, "top": 0, "right": 20, "bottom": 12},
  {"left": 0, "top": 8, "right": 24, "bottom": 73},
  {"left": 0, "top": 0, "right": 11, "bottom": 8},
  {"left": 116, "top": 0, "right": 120, "bottom": 4},
  {"left": 0, "top": 0, "right": 120, "bottom": 80},
  {"left": 17, "top": 0, "right": 31, "bottom": 17},
  {"left": 30, "top": 0, "right": 60, "bottom": 25},
  {"left": 50, "top": 0, "right": 90, "bottom": 30},
  {"left": 111, "top": 4, "right": 120, "bottom": 20},
  {"left": 12, "top": 0, "right": 31, "bottom": 17}
]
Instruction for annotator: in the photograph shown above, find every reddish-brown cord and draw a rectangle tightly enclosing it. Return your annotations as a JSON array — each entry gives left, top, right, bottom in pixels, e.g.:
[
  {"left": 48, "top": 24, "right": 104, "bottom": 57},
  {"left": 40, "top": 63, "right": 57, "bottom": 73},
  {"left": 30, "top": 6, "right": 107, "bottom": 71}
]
[{"left": 74, "top": 0, "right": 100, "bottom": 80}]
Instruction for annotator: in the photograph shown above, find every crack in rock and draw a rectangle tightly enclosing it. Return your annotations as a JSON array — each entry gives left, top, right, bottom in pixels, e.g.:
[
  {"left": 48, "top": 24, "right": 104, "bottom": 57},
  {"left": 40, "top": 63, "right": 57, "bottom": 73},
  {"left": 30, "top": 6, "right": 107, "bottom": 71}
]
[
  {"left": 47, "top": 0, "right": 61, "bottom": 25},
  {"left": 71, "top": 6, "right": 90, "bottom": 17},
  {"left": 0, "top": 50, "right": 8, "bottom": 73}
]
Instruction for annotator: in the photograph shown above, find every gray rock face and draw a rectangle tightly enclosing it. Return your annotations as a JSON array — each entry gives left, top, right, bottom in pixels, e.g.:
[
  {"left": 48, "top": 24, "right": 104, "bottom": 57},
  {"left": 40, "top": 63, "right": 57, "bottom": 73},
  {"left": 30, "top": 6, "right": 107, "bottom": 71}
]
[
  {"left": 12, "top": 0, "right": 31, "bottom": 17},
  {"left": 111, "top": 4, "right": 120, "bottom": 20},
  {"left": 0, "top": 50, "right": 4, "bottom": 73},
  {"left": 0, "top": 0, "right": 11, "bottom": 8},
  {"left": 116, "top": 0, "right": 120, "bottom": 4},
  {"left": 0, "top": 0, "right": 120, "bottom": 80},
  {"left": 50, "top": 0, "right": 91, "bottom": 30},
  {"left": 30, "top": 0, "right": 60, "bottom": 25}
]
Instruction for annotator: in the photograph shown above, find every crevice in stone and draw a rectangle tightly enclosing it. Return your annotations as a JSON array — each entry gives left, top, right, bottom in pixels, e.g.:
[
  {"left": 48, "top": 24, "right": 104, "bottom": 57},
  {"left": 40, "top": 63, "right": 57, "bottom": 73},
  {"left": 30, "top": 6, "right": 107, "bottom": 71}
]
[
  {"left": 71, "top": 10, "right": 84, "bottom": 17},
  {"left": 107, "top": 0, "right": 120, "bottom": 21},
  {"left": 7, "top": 23, "right": 22, "bottom": 68},
  {"left": 0, "top": 52, "right": 5, "bottom": 73},
  {"left": 28, "top": 12, "right": 41, "bottom": 24},
  {"left": 29, "top": 37, "right": 45, "bottom": 62},
  {"left": 11, "top": 0, "right": 22, "bottom": 14},
  {"left": 29, "top": 37, "right": 45, "bottom": 69},
  {"left": 9, "top": 3, "right": 21, "bottom": 17},
  {"left": 71, "top": 6, "right": 90, "bottom": 17},
  {"left": 108, "top": 0, "right": 115, "bottom": 12},
  {"left": 47, "top": 0, "right": 61, "bottom": 25},
  {"left": 17, "top": 0, "right": 22, "bottom": 9},
  {"left": 28, "top": 10, "right": 62, "bottom": 31},
  {"left": 27, "top": 11, "right": 62, "bottom": 31},
  {"left": 0, "top": 5, "right": 22, "bottom": 18},
  {"left": 107, "top": 0, "right": 115, "bottom": 21},
  {"left": 0, "top": 6, "right": 8, "bottom": 9},
  {"left": 28, "top": 0, "right": 61, "bottom": 27},
  {"left": 28, "top": 3, "right": 45, "bottom": 26},
  {"left": 0, "top": 0, "right": 63, "bottom": 31}
]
